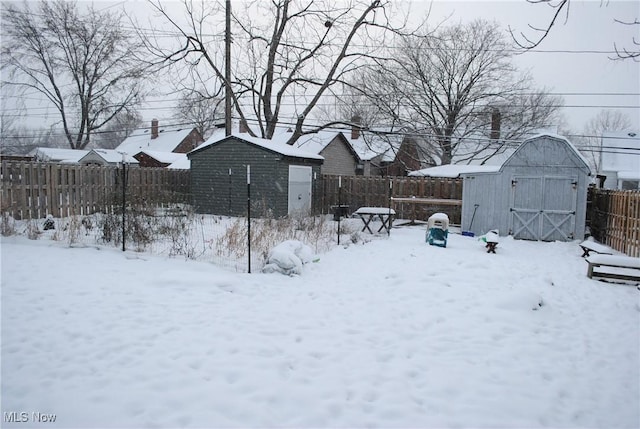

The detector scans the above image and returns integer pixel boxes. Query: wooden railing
[588,188,640,258]
[1,161,191,220]
[315,175,463,224]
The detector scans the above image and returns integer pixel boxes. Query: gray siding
[190,137,322,217]
[319,137,358,176]
[461,135,590,241]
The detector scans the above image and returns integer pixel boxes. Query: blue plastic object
[427,227,448,247]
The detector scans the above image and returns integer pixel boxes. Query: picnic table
[354,207,396,234]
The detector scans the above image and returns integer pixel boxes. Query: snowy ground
[1,224,639,428]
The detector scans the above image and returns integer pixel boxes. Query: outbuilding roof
[189,133,324,161]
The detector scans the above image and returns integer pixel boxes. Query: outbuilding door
[510,176,577,241]
[288,165,312,215]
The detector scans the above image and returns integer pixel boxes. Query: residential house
[78,149,138,166]
[28,147,89,164]
[134,150,187,168]
[598,131,640,190]
[115,119,204,162]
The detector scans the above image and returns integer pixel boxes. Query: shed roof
[501,133,591,174]
[189,134,324,161]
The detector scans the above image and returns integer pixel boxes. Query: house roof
[28,147,89,163]
[138,150,187,164]
[189,133,324,161]
[116,127,196,155]
[167,157,191,170]
[409,164,500,178]
[79,149,138,164]
[600,130,640,174]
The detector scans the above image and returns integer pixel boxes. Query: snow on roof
[291,131,340,155]
[347,132,399,162]
[28,147,89,163]
[138,150,187,164]
[617,170,640,181]
[116,127,195,155]
[409,164,500,178]
[80,149,138,164]
[600,131,639,174]
[167,157,191,170]
[192,133,324,161]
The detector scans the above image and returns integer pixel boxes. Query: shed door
[510,176,577,241]
[288,165,312,215]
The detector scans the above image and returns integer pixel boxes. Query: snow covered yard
[1,226,639,428]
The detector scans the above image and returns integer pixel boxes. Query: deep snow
[1,225,639,428]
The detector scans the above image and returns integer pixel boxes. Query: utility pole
[225,0,232,136]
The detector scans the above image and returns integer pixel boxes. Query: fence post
[247,164,251,274]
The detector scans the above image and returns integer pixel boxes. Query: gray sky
[3,0,639,134]
[414,0,640,131]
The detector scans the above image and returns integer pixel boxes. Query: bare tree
[578,109,633,172]
[92,110,144,149]
[1,0,147,149]
[174,90,224,139]
[361,20,562,165]
[140,0,409,145]
[510,0,639,61]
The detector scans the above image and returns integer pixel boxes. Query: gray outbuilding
[188,134,323,217]
[460,134,591,241]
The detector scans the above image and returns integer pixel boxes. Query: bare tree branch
[1,0,148,149]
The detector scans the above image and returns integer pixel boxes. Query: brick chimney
[351,115,362,140]
[151,118,159,139]
[490,108,501,140]
[239,119,249,133]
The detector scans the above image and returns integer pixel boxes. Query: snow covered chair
[426,213,449,248]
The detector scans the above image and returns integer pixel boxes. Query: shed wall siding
[190,138,321,217]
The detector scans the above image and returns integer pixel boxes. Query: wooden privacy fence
[1,161,191,220]
[588,188,640,258]
[315,175,463,224]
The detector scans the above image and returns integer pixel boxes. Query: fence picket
[1,161,191,220]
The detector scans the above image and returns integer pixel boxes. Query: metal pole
[225,0,232,136]
[388,178,392,236]
[247,164,251,273]
[337,175,341,245]
[121,159,126,252]
[228,168,232,215]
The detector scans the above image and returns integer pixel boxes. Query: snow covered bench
[579,240,613,258]
[586,254,640,284]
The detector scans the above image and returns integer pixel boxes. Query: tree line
[1,0,636,170]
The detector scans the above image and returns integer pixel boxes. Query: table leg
[377,215,391,233]
[360,215,374,233]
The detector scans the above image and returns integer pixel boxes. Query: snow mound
[262,240,314,276]
[495,289,544,311]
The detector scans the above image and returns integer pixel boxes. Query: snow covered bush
[262,240,315,275]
